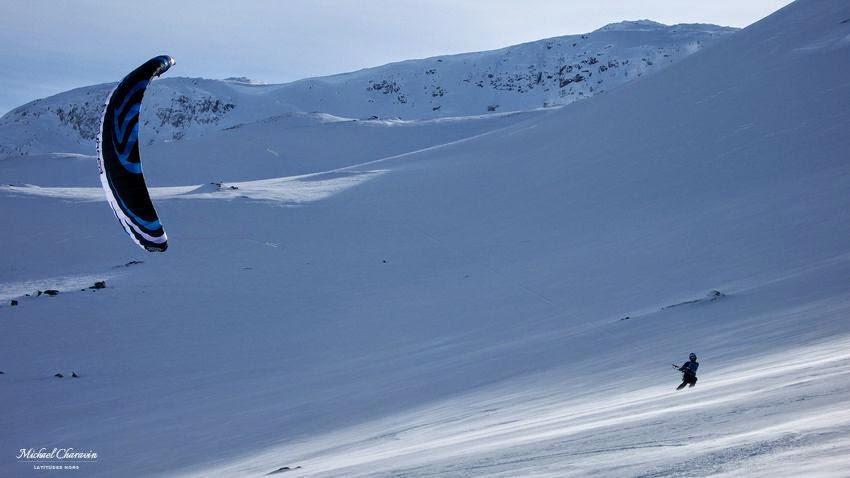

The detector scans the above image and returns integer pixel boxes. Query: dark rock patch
[116,260,144,268]
[268,466,301,475]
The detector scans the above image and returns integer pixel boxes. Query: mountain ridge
[0,20,735,157]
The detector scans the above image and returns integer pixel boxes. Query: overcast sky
[0,0,793,115]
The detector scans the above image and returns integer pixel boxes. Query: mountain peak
[596,19,667,32]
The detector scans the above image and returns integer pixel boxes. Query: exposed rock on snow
[663,290,726,309]
[115,260,144,268]
[266,466,302,475]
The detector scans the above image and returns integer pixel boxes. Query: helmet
[689,353,697,361]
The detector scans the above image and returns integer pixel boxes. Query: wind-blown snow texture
[0,20,734,157]
[3,1,850,477]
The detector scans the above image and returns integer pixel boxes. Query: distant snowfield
[0,114,511,205]
[3,1,850,477]
[0,170,385,205]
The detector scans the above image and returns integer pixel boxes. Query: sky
[0,0,794,115]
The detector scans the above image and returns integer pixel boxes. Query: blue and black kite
[97,55,174,252]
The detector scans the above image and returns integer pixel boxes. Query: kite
[97,55,174,252]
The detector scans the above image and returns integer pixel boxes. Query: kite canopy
[97,55,175,252]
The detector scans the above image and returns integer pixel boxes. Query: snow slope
[3,1,850,476]
[0,110,547,188]
[0,20,734,157]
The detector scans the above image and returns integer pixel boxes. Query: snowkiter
[676,353,699,390]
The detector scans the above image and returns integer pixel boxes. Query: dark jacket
[679,360,699,376]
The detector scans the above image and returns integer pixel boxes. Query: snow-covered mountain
[0,20,734,157]
[4,1,850,476]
